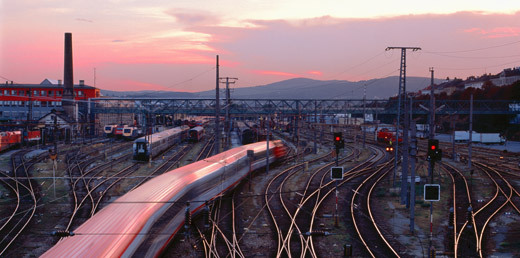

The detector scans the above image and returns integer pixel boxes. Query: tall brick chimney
[62,32,75,118]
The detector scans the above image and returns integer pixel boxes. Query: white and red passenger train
[42,140,286,257]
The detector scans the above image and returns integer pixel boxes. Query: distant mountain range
[100,76,443,99]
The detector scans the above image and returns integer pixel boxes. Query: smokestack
[63,32,74,117]
[79,80,84,86]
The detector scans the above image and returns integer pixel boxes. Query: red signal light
[335,136,340,141]
[431,145,436,150]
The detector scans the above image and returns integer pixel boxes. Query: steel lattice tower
[386,47,420,204]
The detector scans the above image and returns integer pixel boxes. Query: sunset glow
[1,1,520,92]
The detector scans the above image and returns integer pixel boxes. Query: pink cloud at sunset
[1,1,520,92]
[253,70,300,77]
[307,71,323,76]
[465,27,520,38]
[114,79,168,91]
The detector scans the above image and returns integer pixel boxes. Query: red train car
[25,130,41,142]
[113,124,126,138]
[377,128,402,144]
[0,130,41,152]
[188,126,204,142]
[0,131,21,152]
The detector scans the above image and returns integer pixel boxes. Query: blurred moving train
[42,140,287,257]
[133,125,189,161]
[0,130,41,152]
[188,126,204,142]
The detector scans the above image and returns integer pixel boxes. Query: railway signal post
[332,132,345,227]
[333,132,344,166]
[331,167,343,227]
[424,183,440,258]
[426,139,441,258]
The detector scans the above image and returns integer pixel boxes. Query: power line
[424,52,520,60]
[164,66,216,90]
[424,39,520,54]
[330,68,401,99]
[434,59,520,71]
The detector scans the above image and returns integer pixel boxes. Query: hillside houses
[464,67,520,89]
[420,67,520,95]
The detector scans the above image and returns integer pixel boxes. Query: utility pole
[266,111,271,174]
[428,67,435,258]
[219,77,238,150]
[314,100,318,154]
[53,113,58,155]
[410,120,417,234]
[451,112,456,161]
[468,93,473,172]
[429,68,435,139]
[363,84,366,148]
[386,46,421,204]
[25,88,33,147]
[214,55,220,155]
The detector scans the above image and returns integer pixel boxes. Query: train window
[78,90,83,96]
[34,90,38,96]
[11,90,16,95]
[4,90,8,95]
[41,90,46,96]
[48,90,53,96]
[19,90,24,96]
[57,91,62,96]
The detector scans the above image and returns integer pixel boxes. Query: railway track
[472,162,519,257]
[441,162,476,257]
[0,150,40,256]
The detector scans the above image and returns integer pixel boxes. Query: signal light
[427,139,442,162]
[333,132,344,150]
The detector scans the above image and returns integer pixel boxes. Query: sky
[1,0,520,94]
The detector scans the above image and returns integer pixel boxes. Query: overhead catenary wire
[423,39,520,54]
